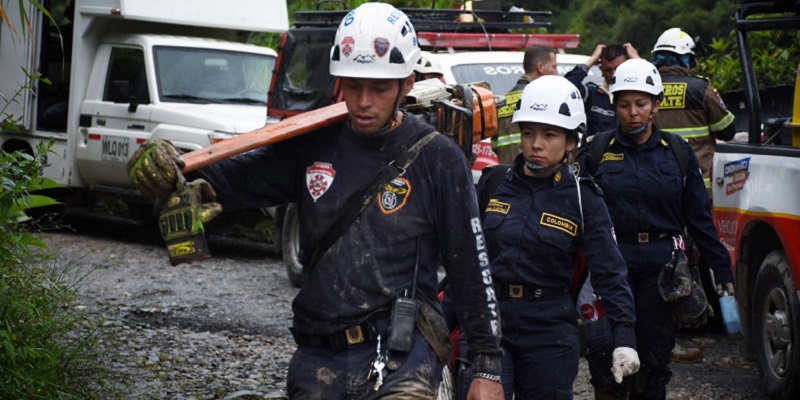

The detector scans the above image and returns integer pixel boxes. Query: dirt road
[44,215,768,399]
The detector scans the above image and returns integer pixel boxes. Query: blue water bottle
[720,291,743,339]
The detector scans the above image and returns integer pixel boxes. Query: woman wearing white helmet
[578,58,735,399]
[476,75,638,399]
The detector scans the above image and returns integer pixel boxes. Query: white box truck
[0,0,287,206]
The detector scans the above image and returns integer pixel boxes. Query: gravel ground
[42,215,770,399]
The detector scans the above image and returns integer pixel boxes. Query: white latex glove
[611,347,640,383]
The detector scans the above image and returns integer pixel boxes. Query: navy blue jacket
[576,127,735,284]
[564,65,616,141]
[195,114,502,360]
[479,158,635,349]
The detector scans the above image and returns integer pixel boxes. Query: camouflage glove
[673,280,714,329]
[159,178,222,266]
[127,139,185,199]
[657,247,692,303]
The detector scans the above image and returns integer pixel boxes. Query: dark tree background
[249,0,797,93]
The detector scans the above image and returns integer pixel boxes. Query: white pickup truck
[0,0,287,206]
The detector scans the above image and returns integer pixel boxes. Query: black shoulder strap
[584,129,689,179]
[584,129,616,175]
[661,130,689,178]
[477,163,511,220]
[306,131,440,275]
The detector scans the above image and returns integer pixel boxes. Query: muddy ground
[43,213,769,399]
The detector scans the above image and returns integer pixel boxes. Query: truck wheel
[752,250,800,399]
[282,203,305,288]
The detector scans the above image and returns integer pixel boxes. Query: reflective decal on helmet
[342,36,354,58]
[353,54,376,64]
[374,38,390,57]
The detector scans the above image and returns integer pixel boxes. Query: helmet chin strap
[524,153,569,176]
[376,79,405,136]
[622,119,651,136]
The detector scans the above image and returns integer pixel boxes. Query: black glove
[127,139,185,199]
[159,179,222,266]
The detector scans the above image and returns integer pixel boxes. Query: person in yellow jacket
[651,28,736,197]
[493,45,559,164]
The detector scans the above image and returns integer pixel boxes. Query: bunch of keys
[368,335,387,391]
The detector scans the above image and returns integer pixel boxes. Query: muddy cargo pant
[287,317,443,400]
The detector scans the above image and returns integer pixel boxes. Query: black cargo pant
[586,241,675,400]
[287,318,442,400]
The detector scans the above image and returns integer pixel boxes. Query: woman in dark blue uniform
[578,59,735,400]
[478,75,639,400]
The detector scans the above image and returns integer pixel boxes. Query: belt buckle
[509,284,524,299]
[345,325,364,345]
[638,232,649,243]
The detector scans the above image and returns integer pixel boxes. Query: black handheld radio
[386,237,421,353]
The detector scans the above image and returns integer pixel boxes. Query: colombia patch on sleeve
[486,198,511,215]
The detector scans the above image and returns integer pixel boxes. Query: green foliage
[0,144,105,399]
[0,26,108,397]
[697,29,800,93]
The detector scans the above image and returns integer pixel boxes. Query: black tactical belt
[495,282,570,300]
[616,231,677,244]
[291,310,391,351]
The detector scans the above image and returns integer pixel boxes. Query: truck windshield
[154,46,275,105]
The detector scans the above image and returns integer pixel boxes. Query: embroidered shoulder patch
[600,152,624,163]
[486,199,511,215]
[540,212,578,236]
[378,177,411,214]
[306,162,336,202]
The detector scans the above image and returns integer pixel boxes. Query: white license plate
[101,135,131,163]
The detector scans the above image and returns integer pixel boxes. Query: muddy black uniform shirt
[481,159,635,348]
[196,114,501,358]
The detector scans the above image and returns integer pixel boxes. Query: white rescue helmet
[330,3,421,79]
[652,28,695,55]
[415,54,444,76]
[609,59,664,97]
[512,75,586,138]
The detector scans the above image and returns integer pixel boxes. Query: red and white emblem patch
[342,36,355,58]
[306,162,336,202]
